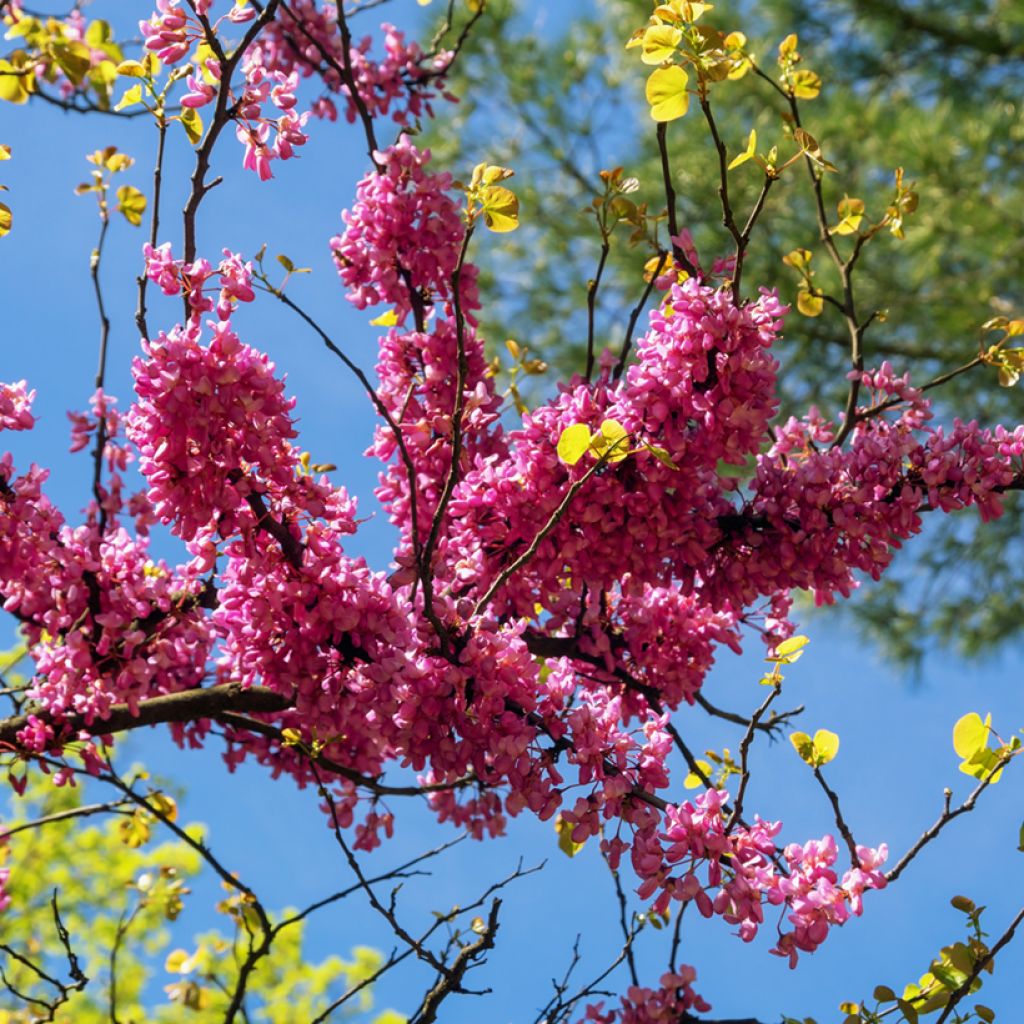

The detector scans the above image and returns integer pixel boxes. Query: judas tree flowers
[1,1,1022,1021]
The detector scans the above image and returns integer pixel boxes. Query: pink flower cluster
[627,790,887,967]
[140,1,253,66]
[126,318,297,542]
[143,243,255,322]
[583,967,710,1023]
[0,381,35,432]
[331,138,479,324]
[251,4,455,127]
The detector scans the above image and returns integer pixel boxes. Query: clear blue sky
[2,2,1023,1021]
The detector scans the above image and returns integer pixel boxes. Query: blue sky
[2,2,1023,1021]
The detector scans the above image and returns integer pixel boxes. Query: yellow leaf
[0,60,33,104]
[645,64,689,122]
[834,195,865,235]
[115,184,147,227]
[593,418,630,462]
[797,289,823,317]
[727,129,756,171]
[165,948,192,974]
[179,106,203,145]
[557,423,592,466]
[683,758,713,788]
[370,309,399,327]
[116,59,146,77]
[813,729,839,765]
[481,184,519,232]
[114,83,142,111]
[770,634,809,664]
[778,33,799,59]
[0,145,10,160]
[555,814,585,857]
[790,69,821,99]
[952,712,990,760]
[641,24,683,65]
[782,247,813,272]
[149,791,178,822]
[119,810,152,848]
[0,202,10,238]
[790,731,814,765]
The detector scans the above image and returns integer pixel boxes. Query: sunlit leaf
[813,729,839,765]
[645,64,689,122]
[952,712,990,760]
[727,129,757,171]
[797,289,824,317]
[115,184,147,226]
[790,69,822,99]
[481,184,519,232]
[557,423,592,465]
[641,24,683,65]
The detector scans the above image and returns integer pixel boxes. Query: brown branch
[0,684,290,746]
[585,237,611,381]
[886,747,1018,883]
[420,227,475,648]
[655,122,698,278]
[89,215,111,534]
[135,119,167,342]
[725,681,782,832]
[615,251,666,381]
[183,0,282,263]
[812,765,859,868]
[0,799,132,840]
[215,710,474,798]
[412,897,501,1024]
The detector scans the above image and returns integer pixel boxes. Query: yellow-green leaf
[165,948,192,974]
[370,309,400,327]
[557,423,592,466]
[797,289,824,317]
[555,814,585,857]
[114,82,142,111]
[770,634,809,664]
[641,24,683,65]
[790,69,822,99]
[0,60,33,104]
[116,59,146,77]
[813,729,839,765]
[480,184,519,232]
[179,106,203,145]
[952,712,990,760]
[834,195,865,235]
[115,184,147,226]
[149,791,178,822]
[683,758,713,789]
[782,247,813,272]
[790,731,814,765]
[119,809,152,848]
[727,129,757,171]
[592,418,630,462]
[51,40,92,85]
[645,64,689,122]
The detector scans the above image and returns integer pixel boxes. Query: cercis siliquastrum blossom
[4,10,1024,1020]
